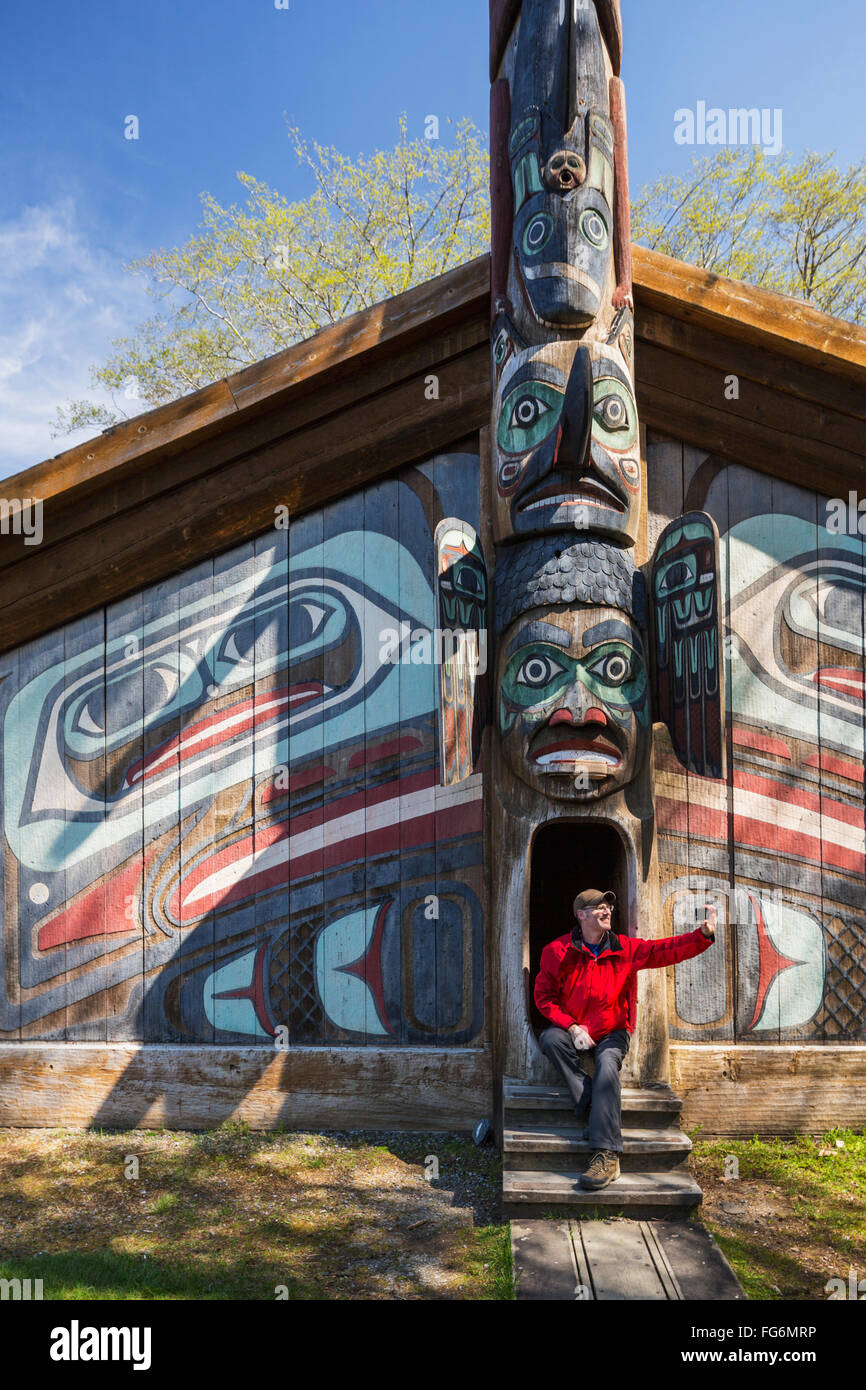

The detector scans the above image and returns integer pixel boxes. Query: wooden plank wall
[0,259,490,657]
[650,432,866,1047]
[0,452,488,1102]
[0,1045,492,1131]
[670,1045,866,1137]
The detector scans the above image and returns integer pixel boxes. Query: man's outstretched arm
[629,905,718,970]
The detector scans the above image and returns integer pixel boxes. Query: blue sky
[1,0,863,479]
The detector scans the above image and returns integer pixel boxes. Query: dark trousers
[538,1026,630,1153]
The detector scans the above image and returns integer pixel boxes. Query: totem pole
[488,0,726,1087]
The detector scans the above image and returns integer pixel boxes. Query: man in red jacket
[534,888,716,1191]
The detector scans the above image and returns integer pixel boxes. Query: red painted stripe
[37,860,144,950]
[657,798,690,833]
[803,752,865,783]
[126,683,322,787]
[347,737,422,770]
[173,781,481,921]
[732,729,792,760]
[658,761,863,829]
[657,798,864,875]
[261,764,337,802]
[733,770,865,829]
[812,667,866,697]
[289,801,482,886]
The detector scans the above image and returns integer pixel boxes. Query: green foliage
[53,130,862,439]
[632,147,866,323]
[51,116,490,434]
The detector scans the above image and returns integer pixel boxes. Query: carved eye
[221,609,290,670]
[498,381,563,455]
[580,210,609,249]
[595,394,628,432]
[453,560,485,600]
[509,115,536,156]
[522,213,553,255]
[592,378,637,449]
[588,652,632,687]
[288,599,330,649]
[656,560,695,596]
[283,588,354,670]
[63,652,200,760]
[786,570,866,654]
[517,654,565,688]
[511,395,550,430]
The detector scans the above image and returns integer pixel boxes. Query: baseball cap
[573,889,616,913]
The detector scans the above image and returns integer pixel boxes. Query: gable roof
[1,247,864,656]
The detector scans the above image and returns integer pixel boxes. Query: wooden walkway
[511,1218,745,1301]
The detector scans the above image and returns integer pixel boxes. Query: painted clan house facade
[0,0,864,1144]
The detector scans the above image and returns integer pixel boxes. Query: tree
[631,148,866,324]
[52,115,491,435]
[55,134,863,437]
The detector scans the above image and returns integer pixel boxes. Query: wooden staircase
[501,1078,703,1219]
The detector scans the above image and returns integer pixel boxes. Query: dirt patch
[0,1127,511,1301]
[691,1134,866,1301]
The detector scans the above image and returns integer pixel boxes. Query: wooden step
[504,1079,683,1132]
[512,1219,684,1301]
[510,1219,745,1301]
[504,1124,692,1172]
[502,1168,702,1221]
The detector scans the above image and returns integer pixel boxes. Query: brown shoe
[580,1150,620,1190]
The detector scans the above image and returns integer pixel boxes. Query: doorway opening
[526,822,629,1038]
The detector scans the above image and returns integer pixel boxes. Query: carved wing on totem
[435,520,488,786]
[651,511,726,780]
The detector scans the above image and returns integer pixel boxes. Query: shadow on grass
[0,1251,319,1301]
[704,1228,819,1301]
[0,1124,514,1298]
[321,1130,503,1227]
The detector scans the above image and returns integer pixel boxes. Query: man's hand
[700,904,718,941]
[568,1023,595,1051]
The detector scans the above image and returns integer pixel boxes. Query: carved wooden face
[497,604,650,801]
[507,2,616,328]
[491,322,641,546]
[512,166,614,329]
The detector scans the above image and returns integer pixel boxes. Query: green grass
[691,1129,866,1301]
[467,1224,515,1300]
[0,1250,314,1301]
[0,1127,509,1301]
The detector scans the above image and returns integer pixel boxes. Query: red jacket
[534,926,713,1039]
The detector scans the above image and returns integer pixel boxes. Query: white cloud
[0,201,150,481]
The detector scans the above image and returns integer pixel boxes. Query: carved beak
[553,347,593,472]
